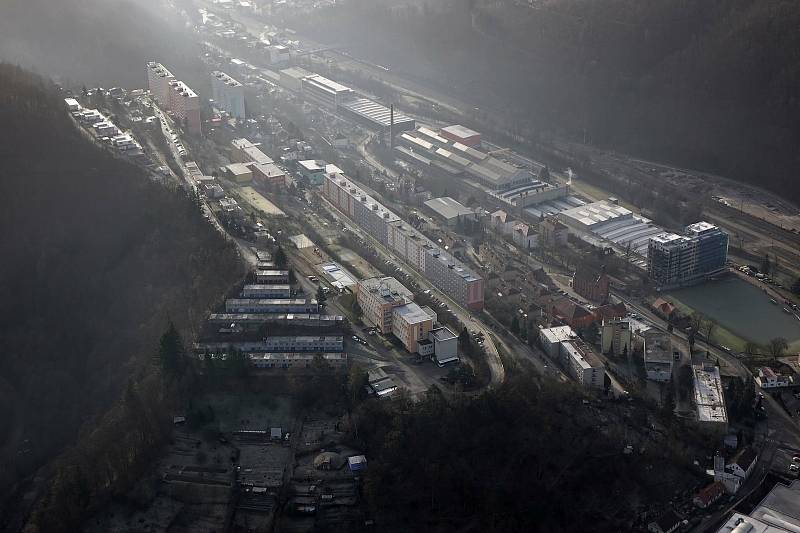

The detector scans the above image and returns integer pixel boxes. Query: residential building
[423,197,477,227]
[600,319,633,356]
[197,335,343,353]
[231,138,273,165]
[241,284,292,298]
[428,327,458,365]
[693,481,725,509]
[642,330,673,381]
[539,216,569,247]
[572,265,610,303]
[225,163,253,183]
[254,270,290,284]
[647,511,683,533]
[64,98,81,112]
[755,367,794,388]
[323,173,484,310]
[211,71,245,119]
[561,339,605,389]
[648,222,729,289]
[146,61,175,106]
[167,79,201,134]
[511,222,537,249]
[724,447,758,487]
[356,277,412,334]
[392,302,434,354]
[551,298,595,329]
[249,352,347,371]
[539,326,605,389]
[251,162,286,188]
[693,364,728,432]
[225,298,318,314]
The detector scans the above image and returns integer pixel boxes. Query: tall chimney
[390,104,394,148]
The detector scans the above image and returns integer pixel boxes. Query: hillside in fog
[0,0,207,92]
[292,0,800,201]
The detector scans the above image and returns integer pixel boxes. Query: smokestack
[390,104,394,148]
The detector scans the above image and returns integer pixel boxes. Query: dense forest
[352,378,709,532]
[292,0,800,202]
[0,63,243,521]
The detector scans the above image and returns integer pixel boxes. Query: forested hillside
[0,64,243,512]
[292,0,800,201]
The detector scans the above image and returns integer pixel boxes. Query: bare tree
[768,337,789,361]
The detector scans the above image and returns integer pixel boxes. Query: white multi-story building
[323,172,484,310]
[240,284,292,299]
[561,339,605,389]
[146,61,175,106]
[300,74,354,109]
[211,71,245,119]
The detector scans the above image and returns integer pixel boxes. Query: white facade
[211,71,245,119]
[539,326,576,359]
[755,367,793,388]
[147,61,175,106]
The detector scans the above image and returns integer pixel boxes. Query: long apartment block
[323,173,484,310]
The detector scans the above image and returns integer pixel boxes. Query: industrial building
[211,71,245,119]
[396,127,530,190]
[648,222,729,289]
[225,298,317,314]
[558,199,667,267]
[323,172,484,310]
[440,124,481,147]
[692,364,728,431]
[714,480,800,532]
[339,98,415,133]
[278,66,313,92]
[423,197,477,226]
[491,180,569,208]
[301,74,354,109]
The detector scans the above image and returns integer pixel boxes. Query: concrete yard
[238,186,286,217]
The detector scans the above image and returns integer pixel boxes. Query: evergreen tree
[510,316,520,334]
[156,322,184,378]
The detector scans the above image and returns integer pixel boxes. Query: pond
[667,277,800,348]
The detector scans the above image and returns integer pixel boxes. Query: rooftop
[303,74,353,94]
[560,200,633,228]
[340,97,415,127]
[394,302,433,325]
[212,70,243,87]
[693,364,728,424]
[562,339,604,370]
[430,326,457,342]
[540,325,577,345]
[441,124,480,139]
[424,196,475,220]
[359,277,412,304]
